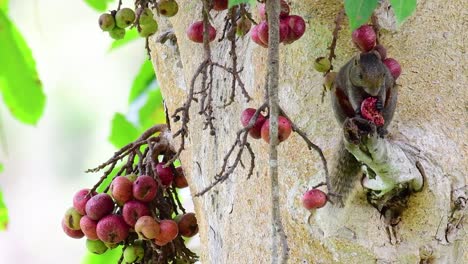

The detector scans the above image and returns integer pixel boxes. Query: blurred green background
[0,0,197,263]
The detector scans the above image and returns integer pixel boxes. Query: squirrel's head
[349,51,387,96]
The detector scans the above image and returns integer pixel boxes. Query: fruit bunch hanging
[61,125,198,263]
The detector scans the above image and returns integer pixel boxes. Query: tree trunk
[149,0,467,263]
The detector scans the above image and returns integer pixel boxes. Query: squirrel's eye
[358,73,363,79]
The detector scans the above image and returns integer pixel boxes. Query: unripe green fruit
[137,7,155,25]
[115,8,136,28]
[314,57,331,73]
[99,13,116,31]
[139,20,158,38]
[110,27,126,40]
[123,244,145,263]
[125,173,138,182]
[64,207,83,231]
[158,0,179,17]
[105,242,118,249]
[323,72,337,91]
[86,239,108,255]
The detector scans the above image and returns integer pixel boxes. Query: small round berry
[110,176,133,205]
[85,193,115,221]
[96,215,129,244]
[158,0,179,17]
[123,243,145,263]
[250,24,267,48]
[64,207,83,231]
[98,13,116,31]
[186,21,217,43]
[133,175,158,202]
[155,219,178,242]
[282,15,306,44]
[73,188,96,215]
[62,218,84,239]
[80,215,99,240]
[174,167,189,189]
[137,7,155,25]
[175,213,198,238]
[139,20,159,37]
[260,116,293,143]
[212,0,228,11]
[155,163,175,186]
[109,27,126,40]
[383,58,402,79]
[240,108,267,139]
[135,216,160,240]
[115,8,136,28]
[314,57,331,73]
[122,200,150,227]
[352,25,376,52]
[86,239,108,255]
[302,189,327,210]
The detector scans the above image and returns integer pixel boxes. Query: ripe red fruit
[96,215,129,244]
[302,189,327,210]
[240,108,267,139]
[260,116,293,143]
[133,175,158,202]
[135,216,161,240]
[174,167,189,188]
[122,200,150,227]
[85,193,115,221]
[383,58,402,79]
[80,215,99,240]
[373,44,387,60]
[212,0,228,11]
[62,218,84,239]
[73,189,96,215]
[251,24,267,48]
[110,176,133,204]
[186,21,216,43]
[361,97,385,126]
[257,21,289,45]
[175,213,198,238]
[282,15,306,44]
[156,220,179,242]
[155,163,175,186]
[352,25,377,52]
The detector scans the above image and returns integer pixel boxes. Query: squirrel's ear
[371,50,381,60]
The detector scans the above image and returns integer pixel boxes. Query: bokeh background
[0,0,197,263]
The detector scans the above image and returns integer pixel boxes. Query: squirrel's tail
[329,139,362,206]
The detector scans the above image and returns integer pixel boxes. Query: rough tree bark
[149,0,467,263]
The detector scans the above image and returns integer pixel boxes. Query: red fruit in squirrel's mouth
[352,25,376,52]
[240,108,266,139]
[382,58,402,80]
[361,97,385,126]
[187,21,216,43]
[302,189,327,210]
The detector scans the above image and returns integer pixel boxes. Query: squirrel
[329,50,398,206]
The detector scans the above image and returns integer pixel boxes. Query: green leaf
[109,28,140,51]
[138,88,165,130]
[0,11,46,125]
[108,113,140,149]
[0,0,8,12]
[389,0,417,24]
[0,163,3,173]
[344,0,379,30]
[0,188,8,231]
[228,0,256,8]
[82,246,122,264]
[128,60,156,104]
[83,0,113,12]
